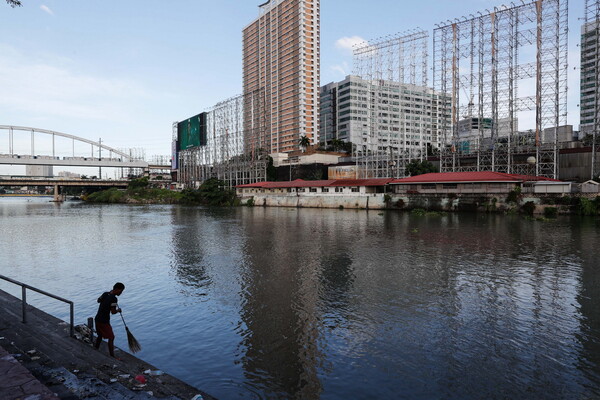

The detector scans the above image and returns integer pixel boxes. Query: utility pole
[98,138,102,179]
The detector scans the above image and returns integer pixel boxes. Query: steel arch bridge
[0,125,148,168]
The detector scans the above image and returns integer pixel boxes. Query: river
[0,197,599,399]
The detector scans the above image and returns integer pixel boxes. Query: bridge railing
[0,274,74,337]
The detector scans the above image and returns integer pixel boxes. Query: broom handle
[118,309,127,328]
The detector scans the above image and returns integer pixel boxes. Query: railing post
[69,303,74,338]
[21,286,27,323]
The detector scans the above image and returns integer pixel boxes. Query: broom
[119,310,142,353]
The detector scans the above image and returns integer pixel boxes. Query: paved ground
[0,345,59,400]
[0,289,214,400]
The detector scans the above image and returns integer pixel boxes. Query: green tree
[405,160,438,177]
[299,136,310,152]
[6,0,22,7]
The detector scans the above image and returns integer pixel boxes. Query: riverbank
[0,289,214,400]
[239,192,600,216]
[85,177,237,206]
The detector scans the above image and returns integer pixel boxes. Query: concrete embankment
[0,289,214,400]
[241,193,597,214]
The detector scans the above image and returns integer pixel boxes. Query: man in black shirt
[94,282,124,358]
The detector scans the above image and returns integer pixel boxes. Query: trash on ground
[110,378,118,383]
[134,375,147,384]
[144,369,164,376]
[30,356,40,361]
[191,395,204,400]
[118,374,131,379]
[27,349,37,355]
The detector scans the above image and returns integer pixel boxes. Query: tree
[6,0,22,7]
[299,135,310,152]
[405,160,438,177]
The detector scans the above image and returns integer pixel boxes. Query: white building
[26,165,53,177]
[581,20,599,135]
[319,75,450,156]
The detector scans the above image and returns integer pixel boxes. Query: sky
[0,0,586,175]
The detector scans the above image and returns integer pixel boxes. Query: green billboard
[178,112,207,150]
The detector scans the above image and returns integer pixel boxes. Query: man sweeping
[94,282,125,359]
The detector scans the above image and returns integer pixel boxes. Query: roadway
[0,178,129,187]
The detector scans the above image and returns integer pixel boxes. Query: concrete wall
[240,194,387,209]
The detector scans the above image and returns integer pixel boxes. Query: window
[351,187,360,193]
[335,187,343,193]
[322,188,329,193]
[442,183,457,189]
[421,183,436,190]
[287,188,293,193]
[309,188,317,193]
[298,188,306,192]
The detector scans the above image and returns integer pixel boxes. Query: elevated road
[0,178,129,188]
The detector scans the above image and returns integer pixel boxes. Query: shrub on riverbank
[86,177,238,206]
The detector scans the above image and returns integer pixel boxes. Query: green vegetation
[506,186,522,203]
[87,188,126,203]
[86,177,237,206]
[579,197,600,216]
[521,201,536,216]
[405,160,438,177]
[543,207,558,218]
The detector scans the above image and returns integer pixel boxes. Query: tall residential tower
[243,0,320,154]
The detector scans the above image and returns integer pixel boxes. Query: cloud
[335,36,368,53]
[40,5,54,16]
[330,61,350,77]
[0,44,149,122]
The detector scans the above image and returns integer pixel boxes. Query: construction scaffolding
[585,0,600,179]
[433,0,568,179]
[178,94,267,188]
[353,30,432,178]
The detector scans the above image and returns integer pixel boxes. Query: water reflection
[4,199,599,399]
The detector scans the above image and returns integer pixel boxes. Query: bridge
[0,177,130,202]
[0,125,164,169]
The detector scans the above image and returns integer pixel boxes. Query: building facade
[319,75,450,157]
[581,20,600,135]
[243,0,320,154]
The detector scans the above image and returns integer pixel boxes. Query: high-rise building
[581,20,599,135]
[320,75,450,157]
[26,165,53,177]
[243,0,320,154]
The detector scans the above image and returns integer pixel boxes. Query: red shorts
[95,322,115,340]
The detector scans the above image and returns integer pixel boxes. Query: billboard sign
[178,112,207,150]
[328,165,358,179]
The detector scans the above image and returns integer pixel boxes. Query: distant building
[57,171,80,178]
[26,165,53,177]
[581,20,599,135]
[319,75,450,156]
[243,0,320,154]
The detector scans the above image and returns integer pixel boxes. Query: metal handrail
[0,274,74,337]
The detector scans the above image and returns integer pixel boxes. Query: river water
[0,197,599,399]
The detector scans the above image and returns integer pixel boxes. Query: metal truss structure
[353,30,431,178]
[585,0,600,179]
[178,94,267,188]
[433,0,568,179]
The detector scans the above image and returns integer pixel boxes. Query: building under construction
[176,95,267,188]
[352,30,442,178]
[433,0,569,179]
[583,0,600,179]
